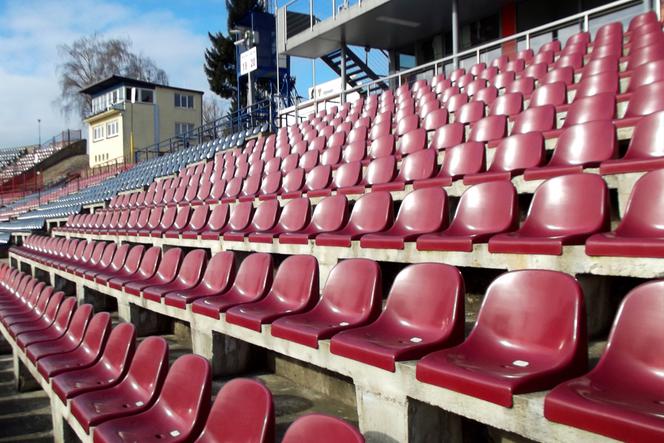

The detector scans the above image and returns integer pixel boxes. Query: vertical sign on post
[240,46,258,106]
[240,47,258,76]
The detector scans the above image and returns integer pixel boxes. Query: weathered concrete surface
[0,347,53,443]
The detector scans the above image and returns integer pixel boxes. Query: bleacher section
[0,265,362,442]
[0,134,80,184]
[3,9,664,443]
[0,147,28,172]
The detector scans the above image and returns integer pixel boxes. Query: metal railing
[133,98,275,163]
[280,0,364,40]
[277,0,651,123]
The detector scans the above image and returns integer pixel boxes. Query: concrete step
[0,351,53,441]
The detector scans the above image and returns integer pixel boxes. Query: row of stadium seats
[0,263,364,442]
[90,116,662,211]
[55,169,664,257]
[9,240,664,441]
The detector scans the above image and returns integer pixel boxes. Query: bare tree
[56,34,169,120]
[202,96,226,139]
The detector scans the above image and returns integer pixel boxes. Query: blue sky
[0,0,336,147]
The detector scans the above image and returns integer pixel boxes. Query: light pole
[37,119,41,147]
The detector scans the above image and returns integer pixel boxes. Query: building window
[93,125,104,141]
[175,122,195,136]
[174,93,194,108]
[140,89,154,103]
[106,120,119,138]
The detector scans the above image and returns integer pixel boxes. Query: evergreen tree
[204,0,265,111]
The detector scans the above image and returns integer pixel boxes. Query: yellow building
[80,75,203,167]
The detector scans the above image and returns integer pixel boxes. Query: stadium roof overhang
[281,0,511,58]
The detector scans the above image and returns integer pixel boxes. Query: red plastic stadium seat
[282,414,364,443]
[417,270,587,407]
[52,323,136,400]
[337,156,396,194]
[558,92,615,129]
[625,59,664,94]
[619,81,664,126]
[330,263,464,371]
[473,86,498,105]
[93,354,211,443]
[429,123,465,150]
[524,121,617,180]
[194,379,274,443]
[586,169,664,257]
[315,192,393,247]
[191,253,273,319]
[510,105,556,134]
[271,259,381,348]
[36,311,111,379]
[98,244,143,287]
[71,336,169,432]
[81,243,118,280]
[529,82,567,107]
[489,93,523,117]
[279,195,349,245]
[489,174,610,255]
[465,133,545,184]
[1,283,48,327]
[456,101,485,124]
[71,242,106,277]
[417,181,518,252]
[581,56,618,77]
[601,111,664,174]
[224,199,279,241]
[25,304,93,362]
[625,41,664,71]
[573,71,619,99]
[544,280,664,441]
[164,251,235,309]
[372,149,437,192]
[367,134,396,160]
[143,249,207,302]
[506,77,535,97]
[137,206,164,236]
[124,248,182,296]
[360,188,448,249]
[413,142,485,188]
[468,115,507,142]
[13,294,71,347]
[398,128,426,155]
[542,66,574,85]
[179,204,211,239]
[226,255,319,331]
[297,164,332,196]
[423,109,448,131]
[199,204,231,240]
[248,197,310,243]
[524,62,549,80]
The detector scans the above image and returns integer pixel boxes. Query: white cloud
[0,0,215,147]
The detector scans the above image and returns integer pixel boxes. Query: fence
[133,98,275,163]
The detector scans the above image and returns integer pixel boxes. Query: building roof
[282,0,512,58]
[79,75,204,96]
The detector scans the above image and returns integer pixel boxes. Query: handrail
[278,0,645,119]
[133,97,275,163]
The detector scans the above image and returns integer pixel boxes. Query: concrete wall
[154,88,203,143]
[87,111,125,167]
[122,102,155,162]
